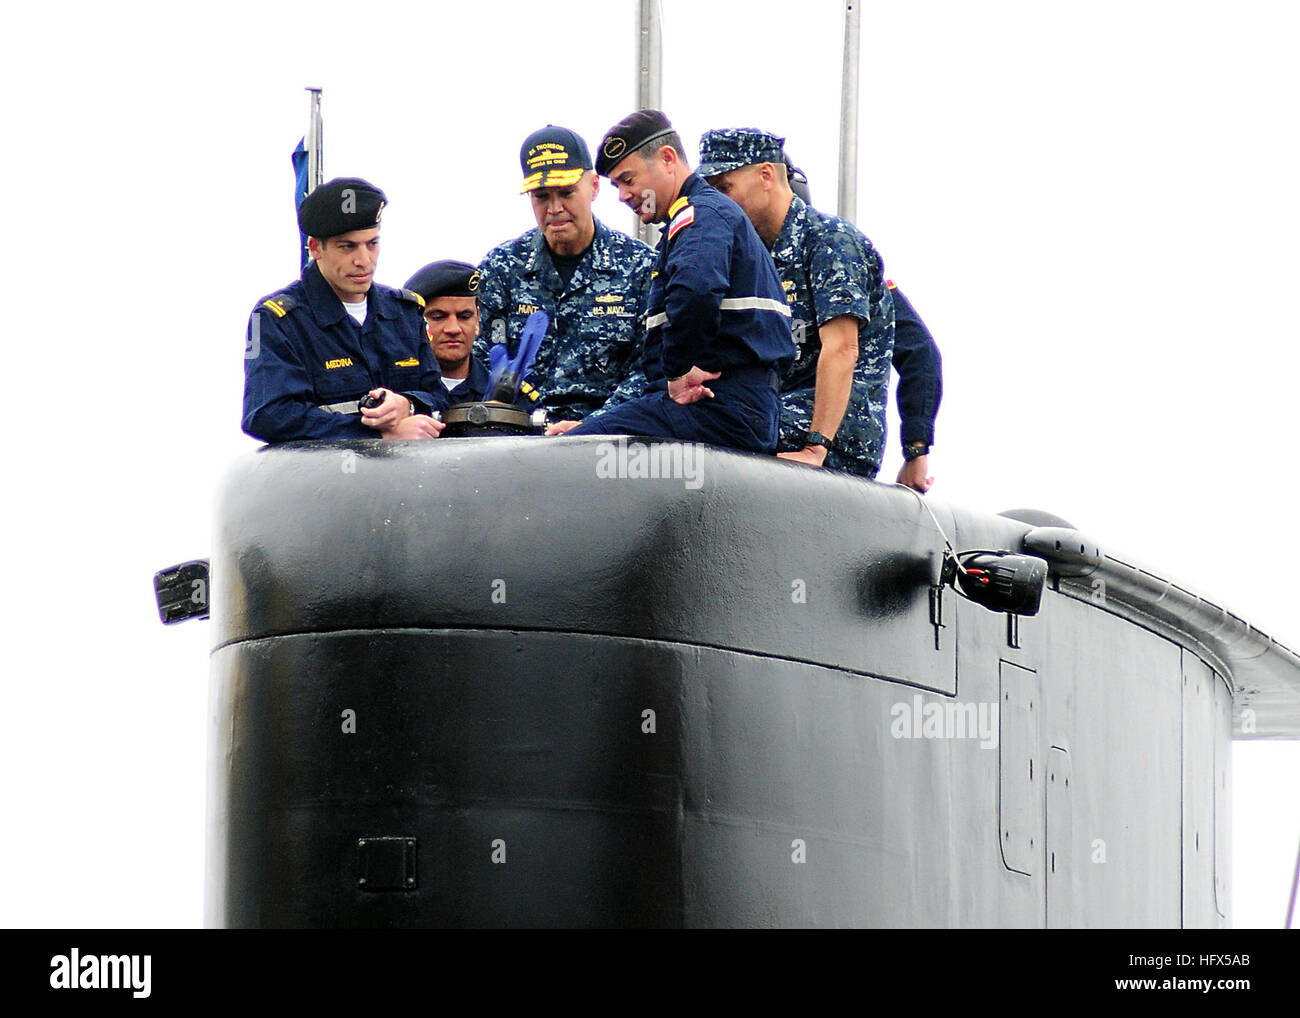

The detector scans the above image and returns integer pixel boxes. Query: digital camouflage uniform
[474,218,655,422]
[771,194,894,477]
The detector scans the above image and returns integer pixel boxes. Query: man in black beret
[400,259,532,410]
[567,111,795,453]
[243,177,447,443]
[404,260,482,398]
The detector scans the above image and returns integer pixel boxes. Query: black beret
[403,260,480,302]
[595,109,677,176]
[298,177,386,240]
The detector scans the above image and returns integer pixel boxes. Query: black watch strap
[806,430,835,450]
[903,442,930,462]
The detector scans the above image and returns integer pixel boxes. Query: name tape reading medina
[50,949,151,998]
[594,437,705,490]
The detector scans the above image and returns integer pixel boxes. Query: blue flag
[292,138,309,270]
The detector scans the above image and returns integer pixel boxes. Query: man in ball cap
[475,125,655,427]
[242,177,446,444]
[698,128,942,489]
[403,259,539,409]
[566,110,795,453]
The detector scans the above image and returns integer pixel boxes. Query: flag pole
[295,88,324,269]
[306,87,323,195]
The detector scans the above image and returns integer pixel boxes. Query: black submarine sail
[200,436,1300,927]
[154,1,1300,928]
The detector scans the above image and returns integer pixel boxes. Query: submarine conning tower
[207,436,1300,927]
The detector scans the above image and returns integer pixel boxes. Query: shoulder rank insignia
[667,203,695,241]
[399,288,426,309]
[260,294,297,318]
[668,196,690,219]
[394,357,420,367]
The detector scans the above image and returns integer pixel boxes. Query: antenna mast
[636,0,663,246]
[837,1,860,223]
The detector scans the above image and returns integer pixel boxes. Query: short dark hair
[634,131,687,166]
[315,232,379,248]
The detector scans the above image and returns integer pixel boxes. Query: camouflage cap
[697,128,786,179]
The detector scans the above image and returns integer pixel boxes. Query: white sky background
[1,0,1297,930]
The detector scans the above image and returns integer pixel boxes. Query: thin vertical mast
[1287,829,1299,928]
[636,0,663,246]
[837,1,860,223]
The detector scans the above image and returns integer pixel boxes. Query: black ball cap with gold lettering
[595,109,676,177]
[298,177,387,240]
[404,260,480,302]
[519,126,592,193]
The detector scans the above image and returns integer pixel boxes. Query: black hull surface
[207,437,1298,927]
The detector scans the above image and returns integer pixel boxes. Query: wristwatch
[903,442,930,462]
[805,430,835,450]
